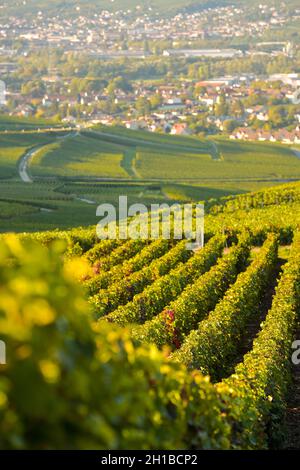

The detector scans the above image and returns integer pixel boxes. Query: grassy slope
[0,132,57,179]
[1,124,300,232]
[30,135,127,178]
[0,115,62,131]
[84,127,300,181]
[29,127,213,179]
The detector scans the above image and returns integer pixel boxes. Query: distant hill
[2,0,298,19]
[0,0,264,18]
[1,1,220,16]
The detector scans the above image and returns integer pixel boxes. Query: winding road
[19,145,47,183]
[18,131,79,183]
[292,148,300,159]
[17,130,97,206]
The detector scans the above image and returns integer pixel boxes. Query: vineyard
[1,124,300,233]
[0,181,300,449]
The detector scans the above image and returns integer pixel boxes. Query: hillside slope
[0,181,299,449]
[3,0,296,18]
[1,124,300,232]
[1,0,218,17]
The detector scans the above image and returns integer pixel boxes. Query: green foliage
[15,225,98,256]
[104,234,225,325]
[217,231,300,448]
[83,239,123,265]
[208,182,300,215]
[0,115,62,131]
[85,238,191,295]
[1,126,300,233]
[172,234,279,381]
[204,183,300,244]
[132,235,251,349]
[89,239,174,316]
[0,132,54,179]
[0,200,39,219]
[30,134,127,178]
[0,234,231,450]
[85,239,148,273]
[0,182,299,450]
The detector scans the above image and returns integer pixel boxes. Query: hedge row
[86,239,148,274]
[209,184,300,215]
[104,234,226,326]
[17,226,99,257]
[172,234,279,382]
[131,235,251,349]
[216,230,300,449]
[83,239,124,265]
[86,238,175,295]
[205,202,297,247]
[89,239,193,318]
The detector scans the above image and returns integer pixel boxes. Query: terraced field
[0,181,299,450]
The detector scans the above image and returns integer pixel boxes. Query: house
[166,97,182,105]
[0,80,6,106]
[230,128,260,141]
[230,127,300,144]
[42,95,51,107]
[125,120,147,130]
[15,104,34,117]
[196,76,238,88]
[199,95,217,107]
[257,111,269,122]
[258,131,272,141]
[170,123,191,135]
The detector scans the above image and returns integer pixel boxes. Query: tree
[107,77,133,96]
[21,80,46,98]
[149,94,162,110]
[268,106,286,128]
[136,97,151,116]
[223,119,239,134]
[143,40,150,54]
[245,93,266,107]
[231,100,244,118]
[214,95,229,117]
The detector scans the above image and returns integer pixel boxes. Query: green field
[0,122,299,232]
[0,115,64,131]
[0,132,57,179]
[30,126,300,182]
[30,134,127,178]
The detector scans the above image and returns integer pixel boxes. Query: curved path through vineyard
[292,148,300,159]
[19,145,43,183]
[18,131,78,183]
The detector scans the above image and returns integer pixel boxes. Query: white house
[0,80,6,106]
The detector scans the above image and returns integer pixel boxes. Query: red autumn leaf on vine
[93,262,101,275]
